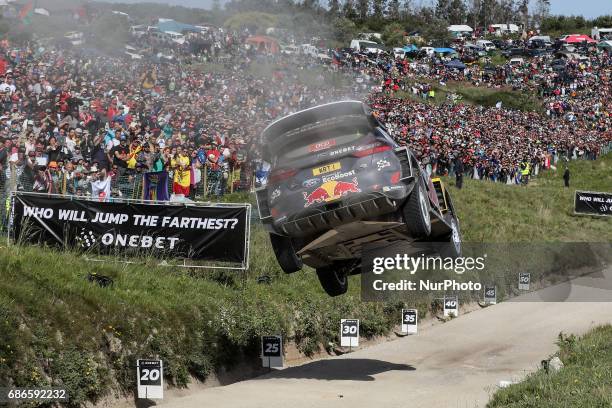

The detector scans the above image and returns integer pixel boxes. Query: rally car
[256,101,461,296]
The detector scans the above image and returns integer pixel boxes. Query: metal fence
[0,163,256,231]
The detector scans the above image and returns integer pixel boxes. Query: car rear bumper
[265,186,413,237]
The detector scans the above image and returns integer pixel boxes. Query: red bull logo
[303,178,360,207]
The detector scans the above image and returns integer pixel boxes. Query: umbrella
[564,34,597,44]
[444,59,466,70]
[433,47,456,54]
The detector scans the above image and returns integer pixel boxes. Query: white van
[393,48,406,58]
[350,39,378,52]
[476,40,495,51]
[300,44,318,57]
[164,31,186,45]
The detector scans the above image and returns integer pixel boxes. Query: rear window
[272,128,373,167]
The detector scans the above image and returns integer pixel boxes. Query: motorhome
[591,27,612,41]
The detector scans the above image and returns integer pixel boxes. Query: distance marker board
[137,359,163,399]
[401,309,418,334]
[443,296,458,317]
[340,319,359,347]
[261,335,283,368]
[519,273,530,291]
[484,286,497,304]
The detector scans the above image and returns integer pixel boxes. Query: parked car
[281,44,299,55]
[502,47,525,58]
[256,101,462,296]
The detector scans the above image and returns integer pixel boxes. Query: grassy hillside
[0,155,610,406]
[451,152,612,242]
[488,325,612,408]
[0,232,404,406]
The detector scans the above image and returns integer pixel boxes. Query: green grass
[0,229,404,406]
[488,325,612,408]
[450,153,612,242]
[395,81,543,112]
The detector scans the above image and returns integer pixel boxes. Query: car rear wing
[260,101,378,161]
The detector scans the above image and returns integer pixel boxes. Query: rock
[105,332,122,355]
[548,356,564,372]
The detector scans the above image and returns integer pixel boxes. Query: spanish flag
[19,1,35,26]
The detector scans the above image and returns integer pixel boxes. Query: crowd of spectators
[335,46,611,182]
[0,27,610,205]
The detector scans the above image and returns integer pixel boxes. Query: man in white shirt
[91,168,112,201]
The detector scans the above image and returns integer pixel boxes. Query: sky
[100,0,612,19]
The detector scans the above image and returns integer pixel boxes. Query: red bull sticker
[302,178,361,207]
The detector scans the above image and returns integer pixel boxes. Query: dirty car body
[256,101,461,296]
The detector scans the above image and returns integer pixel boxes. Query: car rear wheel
[439,215,462,258]
[316,266,348,297]
[403,179,432,237]
[269,233,303,274]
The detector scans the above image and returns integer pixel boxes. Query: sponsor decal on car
[302,178,320,188]
[308,139,336,153]
[322,170,356,183]
[329,146,356,156]
[313,162,341,176]
[270,188,281,203]
[376,159,391,171]
[303,178,361,207]
[382,185,403,192]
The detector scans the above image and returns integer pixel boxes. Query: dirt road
[159,270,612,408]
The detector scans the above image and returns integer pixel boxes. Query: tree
[329,0,341,16]
[435,0,451,21]
[533,0,550,28]
[448,0,466,24]
[357,0,370,20]
[388,0,400,20]
[517,0,528,30]
[333,17,358,43]
[496,0,515,24]
[302,0,319,11]
[372,0,386,18]
[343,0,358,19]
[382,21,405,45]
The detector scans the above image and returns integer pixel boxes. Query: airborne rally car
[256,101,461,296]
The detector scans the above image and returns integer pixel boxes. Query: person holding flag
[170,146,191,197]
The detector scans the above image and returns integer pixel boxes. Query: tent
[246,35,280,54]
[156,19,200,34]
[433,47,456,54]
[444,59,466,70]
[403,44,418,52]
[564,34,596,44]
[448,25,473,33]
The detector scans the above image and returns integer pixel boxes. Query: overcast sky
[100,0,612,19]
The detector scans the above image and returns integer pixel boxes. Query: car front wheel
[269,233,303,274]
[316,266,348,297]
